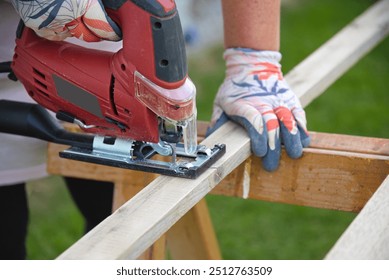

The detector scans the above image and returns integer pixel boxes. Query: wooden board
[112,175,220,260]
[212,131,389,213]
[48,132,389,212]
[308,132,389,156]
[213,147,389,212]
[325,176,389,259]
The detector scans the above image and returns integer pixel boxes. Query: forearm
[221,0,280,51]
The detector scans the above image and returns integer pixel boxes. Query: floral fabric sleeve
[11,0,121,41]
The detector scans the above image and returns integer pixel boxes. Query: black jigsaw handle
[0,99,93,149]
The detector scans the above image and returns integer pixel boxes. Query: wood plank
[308,132,389,156]
[325,176,389,259]
[113,179,220,259]
[48,133,389,212]
[286,0,389,107]
[56,2,389,259]
[113,178,168,260]
[212,147,389,212]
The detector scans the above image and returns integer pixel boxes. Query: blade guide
[59,144,226,179]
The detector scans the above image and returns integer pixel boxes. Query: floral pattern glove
[208,48,310,171]
[11,0,121,41]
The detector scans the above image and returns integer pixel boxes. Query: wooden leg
[166,198,222,259]
[112,180,144,211]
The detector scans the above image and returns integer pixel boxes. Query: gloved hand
[11,0,121,41]
[208,48,310,171]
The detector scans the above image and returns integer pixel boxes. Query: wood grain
[325,176,389,259]
[213,148,389,212]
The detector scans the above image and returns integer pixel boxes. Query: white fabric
[0,1,49,186]
[10,0,121,41]
[0,1,123,186]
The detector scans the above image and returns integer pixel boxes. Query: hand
[208,48,310,171]
[11,0,121,41]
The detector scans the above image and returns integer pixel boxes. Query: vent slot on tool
[32,68,50,98]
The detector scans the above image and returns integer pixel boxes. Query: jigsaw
[1,0,225,179]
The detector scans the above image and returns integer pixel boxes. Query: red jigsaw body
[12,0,193,144]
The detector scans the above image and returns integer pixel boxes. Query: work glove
[208,48,310,171]
[11,0,121,41]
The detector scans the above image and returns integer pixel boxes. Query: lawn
[26,0,388,259]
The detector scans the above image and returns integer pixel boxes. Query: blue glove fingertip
[298,126,311,148]
[280,122,303,159]
[262,136,281,171]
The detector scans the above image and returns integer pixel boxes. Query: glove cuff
[223,48,282,77]
[224,48,282,66]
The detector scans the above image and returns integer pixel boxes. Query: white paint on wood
[242,158,251,199]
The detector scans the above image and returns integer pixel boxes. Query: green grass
[26,0,388,259]
[26,177,84,259]
[206,197,356,260]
